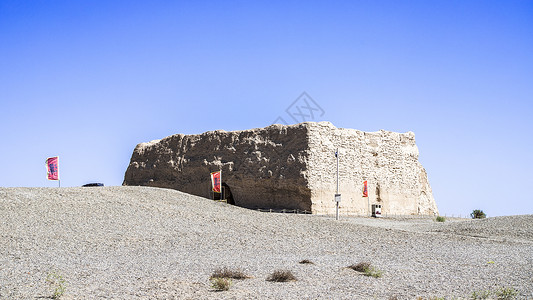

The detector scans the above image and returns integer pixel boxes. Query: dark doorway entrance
[222,183,235,205]
[212,182,235,205]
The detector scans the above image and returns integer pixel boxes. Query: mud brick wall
[124,122,438,215]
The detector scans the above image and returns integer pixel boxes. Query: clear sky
[1,1,532,217]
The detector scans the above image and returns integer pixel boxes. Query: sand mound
[432,215,533,242]
[1,187,531,299]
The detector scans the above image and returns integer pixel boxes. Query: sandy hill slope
[1,187,532,299]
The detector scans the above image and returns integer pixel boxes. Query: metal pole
[336,148,339,194]
[336,148,339,221]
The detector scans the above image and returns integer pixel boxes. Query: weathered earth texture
[124,122,438,215]
[1,187,531,299]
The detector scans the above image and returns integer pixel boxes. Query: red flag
[211,171,221,193]
[363,180,368,197]
[46,156,59,181]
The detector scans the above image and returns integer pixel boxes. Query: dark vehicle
[82,183,104,187]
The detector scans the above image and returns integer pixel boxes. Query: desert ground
[1,186,532,299]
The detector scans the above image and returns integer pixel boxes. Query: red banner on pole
[211,171,221,193]
[363,180,368,197]
[46,156,60,181]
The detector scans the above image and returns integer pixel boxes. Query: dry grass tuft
[348,262,371,272]
[299,259,314,264]
[348,262,383,278]
[210,267,249,280]
[266,270,297,282]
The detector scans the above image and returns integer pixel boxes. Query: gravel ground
[1,186,532,299]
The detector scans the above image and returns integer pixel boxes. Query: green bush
[470,287,518,299]
[210,277,232,291]
[471,209,487,219]
[471,289,491,299]
[436,216,446,222]
[46,271,66,299]
[495,287,518,299]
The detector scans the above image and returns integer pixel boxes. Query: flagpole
[367,182,370,217]
[336,148,339,221]
[211,172,214,200]
[58,156,60,188]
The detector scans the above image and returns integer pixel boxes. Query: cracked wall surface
[123,122,438,215]
[123,123,312,210]
[306,122,438,215]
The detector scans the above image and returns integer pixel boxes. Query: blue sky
[1,1,532,216]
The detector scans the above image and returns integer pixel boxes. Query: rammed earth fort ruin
[123,122,438,215]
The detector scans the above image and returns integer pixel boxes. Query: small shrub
[210,267,249,280]
[348,262,371,272]
[299,259,314,264]
[46,271,66,299]
[210,277,232,291]
[471,289,491,299]
[348,262,382,278]
[495,287,518,300]
[471,209,486,219]
[470,287,518,300]
[436,216,446,222]
[364,266,383,278]
[267,270,297,282]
